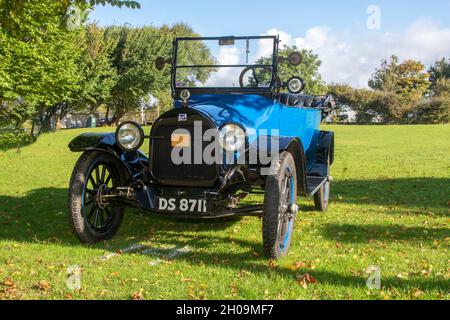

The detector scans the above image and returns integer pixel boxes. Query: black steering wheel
[239,67,256,88]
[239,66,273,88]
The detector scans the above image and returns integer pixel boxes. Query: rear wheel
[262,152,298,260]
[68,152,127,244]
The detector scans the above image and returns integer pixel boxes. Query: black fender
[306,130,334,178]
[279,137,308,196]
[246,136,308,195]
[68,133,149,179]
[318,130,334,165]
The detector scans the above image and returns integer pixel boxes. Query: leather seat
[279,93,328,108]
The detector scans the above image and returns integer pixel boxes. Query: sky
[90,0,450,88]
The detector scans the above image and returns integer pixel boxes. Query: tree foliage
[0,0,83,130]
[76,24,118,112]
[369,55,429,101]
[103,23,215,123]
[104,25,173,123]
[428,58,450,95]
[256,45,327,95]
[414,96,450,124]
[168,23,216,87]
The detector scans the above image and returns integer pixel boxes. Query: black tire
[314,154,331,212]
[68,151,127,244]
[262,152,298,260]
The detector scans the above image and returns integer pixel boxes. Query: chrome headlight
[219,124,246,152]
[116,122,144,152]
[287,76,305,94]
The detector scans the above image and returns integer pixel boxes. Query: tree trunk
[40,116,53,133]
[30,120,35,138]
[105,105,111,126]
[38,104,58,134]
[111,111,124,127]
[111,100,125,126]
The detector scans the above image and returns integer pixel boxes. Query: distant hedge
[0,130,35,150]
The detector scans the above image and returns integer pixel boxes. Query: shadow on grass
[332,178,450,214]
[321,224,449,244]
[131,231,449,294]
[0,188,239,245]
[0,186,448,294]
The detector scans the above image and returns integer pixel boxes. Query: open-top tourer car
[68,35,335,259]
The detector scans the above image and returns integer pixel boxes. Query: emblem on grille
[178,114,188,122]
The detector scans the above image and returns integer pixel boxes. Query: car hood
[178,94,279,140]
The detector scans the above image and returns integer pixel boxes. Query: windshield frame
[171,35,279,97]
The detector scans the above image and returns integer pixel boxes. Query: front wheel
[262,152,298,260]
[68,151,127,244]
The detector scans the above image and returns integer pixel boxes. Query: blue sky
[90,0,450,87]
[90,0,450,35]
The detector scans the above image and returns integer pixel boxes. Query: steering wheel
[239,66,273,88]
[239,66,257,88]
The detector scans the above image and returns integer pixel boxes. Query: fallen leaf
[131,288,145,300]
[3,278,15,288]
[297,274,317,289]
[410,288,423,298]
[35,280,51,292]
[231,283,238,297]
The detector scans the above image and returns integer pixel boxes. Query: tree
[0,0,140,132]
[103,23,215,124]
[369,55,429,98]
[62,24,118,122]
[428,58,450,95]
[368,55,429,122]
[327,83,405,123]
[103,26,174,124]
[76,0,140,9]
[0,0,83,131]
[168,23,217,87]
[256,45,327,95]
[410,58,450,124]
[414,96,450,124]
[433,78,450,98]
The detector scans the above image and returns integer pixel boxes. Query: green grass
[0,125,449,300]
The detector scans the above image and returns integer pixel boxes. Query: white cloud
[264,18,450,88]
[204,46,241,87]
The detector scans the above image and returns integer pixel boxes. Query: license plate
[171,133,190,147]
[157,198,209,214]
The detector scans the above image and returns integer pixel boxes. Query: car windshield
[174,36,276,89]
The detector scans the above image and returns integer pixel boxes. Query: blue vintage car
[68,35,335,259]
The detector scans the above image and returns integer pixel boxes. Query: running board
[306,176,327,196]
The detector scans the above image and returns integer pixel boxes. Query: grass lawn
[0,125,449,300]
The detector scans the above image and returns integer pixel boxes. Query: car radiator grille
[150,121,219,187]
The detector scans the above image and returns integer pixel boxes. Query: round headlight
[116,122,144,152]
[220,124,246,152]
[287,77,305,94]
[180,89,191,102]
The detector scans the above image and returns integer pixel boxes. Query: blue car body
[176,94,321,151]
[70,92,333,199]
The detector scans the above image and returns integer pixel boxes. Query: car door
[278,100,321,152]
